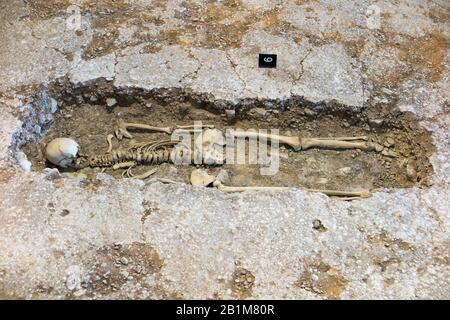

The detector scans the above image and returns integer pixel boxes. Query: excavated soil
[21,81,435,193]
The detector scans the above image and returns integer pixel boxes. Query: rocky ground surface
[0,0,449,299]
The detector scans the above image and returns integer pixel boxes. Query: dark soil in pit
[22,89,435,192]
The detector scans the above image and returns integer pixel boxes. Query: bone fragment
[191,169,215,186]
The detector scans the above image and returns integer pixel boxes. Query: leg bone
[231,131,374,151]
[300,138,374,151]
[174,124,215,133]
[213,181,371,200]
[213,181,289,192]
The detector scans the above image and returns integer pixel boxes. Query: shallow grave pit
[20,81,435,194]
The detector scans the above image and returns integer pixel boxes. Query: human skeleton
[45,121,394,200]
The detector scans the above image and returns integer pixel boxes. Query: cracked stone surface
[0,0,449,299]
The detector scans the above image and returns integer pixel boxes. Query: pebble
[106,97,117,107]
[250,107,267,117]
[316,177,328,184]
[384,137,395,147]
[374,143,384,152]
[406,163,417,181]
[50,98,58,113]
[120,257,129,265]
[312,219,324,230]
[337,167,352,176]
[216,169,230,184]
[225,109,235,121]
[369,119,383,126]
[303,108,316,116]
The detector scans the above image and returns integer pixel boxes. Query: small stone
[406,163,417,181]
[384,137,395,147]
[369,119,383,126]
[312,219,323,230]
[120,257,129,265]
[16,151,32,172]
[190,169,215,187]
[50,98,58,113]
[374,143,384,152]
[106,97,117,107]
[34,125,41,134]
[303,108,316,116]
[337,167,352,176]
[215,169,230,184]
[225,109,235,121]
[60,209,70,216]
[250,107,267,117]
[316,177,328,184]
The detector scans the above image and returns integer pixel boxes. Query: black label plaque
[259,54,277,68]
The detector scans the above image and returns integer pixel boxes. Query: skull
[45,138,79,168]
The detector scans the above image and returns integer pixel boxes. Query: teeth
[45,138,79,168]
